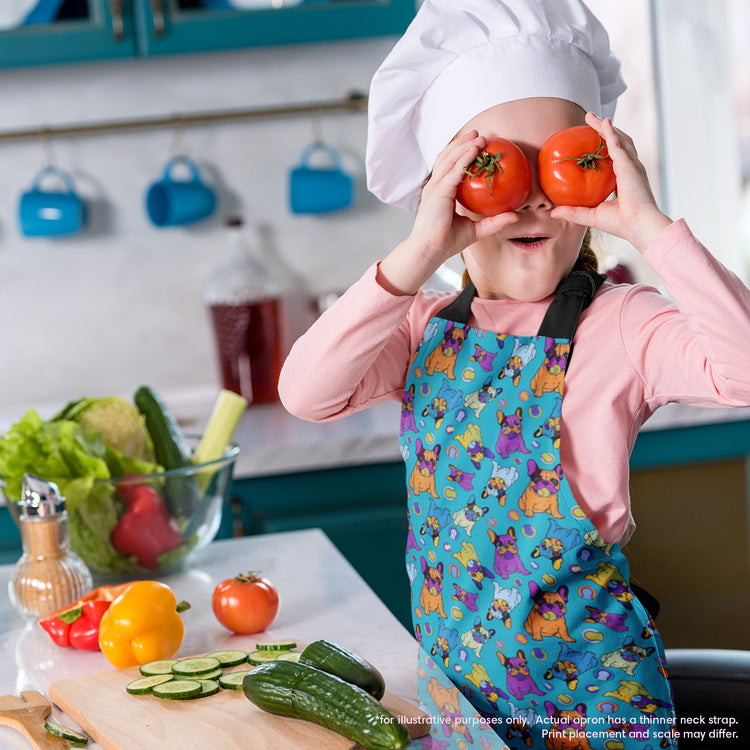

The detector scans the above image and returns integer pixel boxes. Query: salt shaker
[8,474,92,619]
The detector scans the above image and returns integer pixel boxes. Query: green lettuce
[0,409,163,573]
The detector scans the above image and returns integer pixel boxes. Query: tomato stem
[463,150,504,197]
[554,135,611,172]
[234,571,261,584]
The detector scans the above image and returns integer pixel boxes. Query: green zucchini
[243,661,409,750]
[134,385,199,520]
[44,720,89,744]
[299,639,385,700]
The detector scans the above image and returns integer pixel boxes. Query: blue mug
[18,166,87,238]
[289,142,354,214]
[146,156,217,227]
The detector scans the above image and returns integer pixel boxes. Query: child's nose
[518,166,554,212]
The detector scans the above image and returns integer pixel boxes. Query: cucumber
[134,385,199,520]
[44,721,89,744]
[139,659,178,676]
[243,661,409,750]
[152,679,203,700]
[172,656,222,676]
[299,639,385,700]
[255,639,297,651]
[126,674,175,695]
[188,679,220,699]
[205,649,249,667]
[248,649,291,665]
[219,670,254,690]
[276,652,301,662]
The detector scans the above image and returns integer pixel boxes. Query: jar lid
[19,474,66,517]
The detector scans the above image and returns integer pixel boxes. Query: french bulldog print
[544,642,599,690]
[460,616,496,659]
[495,407,532,459]
[424,321,465,379]
[455,423,495,469]
[419,557,447,618]
[464,376,500,418]
[524,581,575,642]
[452,496,489,536]
[497,649,545,701]
[488,526,531,578]
[409,438,440,498]
[530,339,570,397]
[518,459,564,518]
[498,338,537,387]
[600,636,656,676]
[481,461,519,505]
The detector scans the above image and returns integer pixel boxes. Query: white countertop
[0,529,509,750]
[3,387,750,481]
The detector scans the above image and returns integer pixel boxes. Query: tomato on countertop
[456,137,532,216]
[212,572,279,635]
[537,125,616,208]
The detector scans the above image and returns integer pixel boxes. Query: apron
[400,271,678,750]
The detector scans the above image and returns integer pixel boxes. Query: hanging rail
[0,91,368,144]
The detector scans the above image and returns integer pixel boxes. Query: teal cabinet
[230,462,413,630]
[0,2,135,69]
[0,0,415,69]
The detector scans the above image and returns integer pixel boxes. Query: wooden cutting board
[49,648,430,750]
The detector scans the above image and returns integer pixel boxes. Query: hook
[169,115,188,158]
[39,128,57,167]
[311,105,324,145]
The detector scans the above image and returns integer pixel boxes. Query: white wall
[0,38,414,415]
[0,2,659,418]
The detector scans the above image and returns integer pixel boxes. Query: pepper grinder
[8,474,92,619]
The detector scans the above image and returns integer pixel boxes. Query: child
[279,1,750,746]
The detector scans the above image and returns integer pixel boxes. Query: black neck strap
[436,270,605,341]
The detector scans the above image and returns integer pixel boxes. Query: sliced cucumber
[140,659,178,676]
[44,721,89,744]
[205,649,249,667]
[193,666,224,681]
[219,670,255,690]
[126,674,175,695]
[247,650,292,666]
[276,651,301,662]
[188,679,220,699]
[172,656,222,676]
[255,639,297,652]
[152,679,203,700]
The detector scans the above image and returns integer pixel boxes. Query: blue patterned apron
[400,272,678,750]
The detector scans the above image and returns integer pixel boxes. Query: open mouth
[511,235,550,247]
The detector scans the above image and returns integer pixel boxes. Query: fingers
[428,130,486,188]
[550,204,596,227]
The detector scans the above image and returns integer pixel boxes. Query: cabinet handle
[108,0,124,41]
[148,0,166,37]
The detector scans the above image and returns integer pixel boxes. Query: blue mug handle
[30,165,78,194]
[161,155,204,184]
[296,142,346,172]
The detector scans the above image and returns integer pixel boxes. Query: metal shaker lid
[19,474,66,517]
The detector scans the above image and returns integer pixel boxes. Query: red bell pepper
[110,484,183,570]
[38,582,132,651]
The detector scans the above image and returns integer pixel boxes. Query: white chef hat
[366,0,626,212]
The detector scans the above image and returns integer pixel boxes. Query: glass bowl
[8,436,239,576]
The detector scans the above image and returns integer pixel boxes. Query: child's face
[458,97,589,302]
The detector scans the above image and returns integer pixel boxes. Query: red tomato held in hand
[212,572,279,634]
[538,125,616,207]
[456,138,532,216]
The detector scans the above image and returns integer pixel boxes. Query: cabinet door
[134,0,415,57]
[0,0,136,69]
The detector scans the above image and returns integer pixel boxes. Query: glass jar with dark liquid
[206,217,283,404]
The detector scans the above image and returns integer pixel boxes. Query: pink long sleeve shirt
[278,220,750,545]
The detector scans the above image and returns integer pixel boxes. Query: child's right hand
[377,130,520,296]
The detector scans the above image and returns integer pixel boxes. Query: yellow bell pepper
[98,580,189,668]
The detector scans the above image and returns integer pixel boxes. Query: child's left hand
[550,113,671,253]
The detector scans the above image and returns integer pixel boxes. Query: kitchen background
[2,0,750,649]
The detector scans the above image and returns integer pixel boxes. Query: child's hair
[461,227,598,288]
